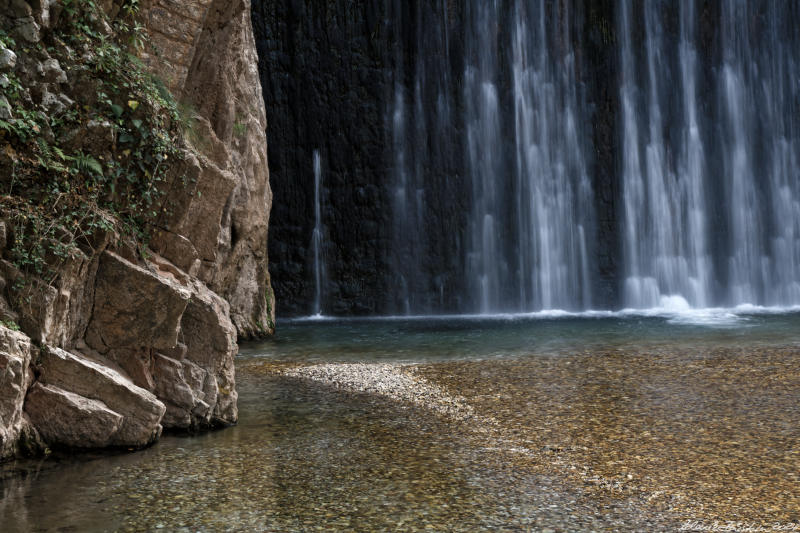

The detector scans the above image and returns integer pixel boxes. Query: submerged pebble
[2,323,798,531]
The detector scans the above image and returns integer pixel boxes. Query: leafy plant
[70,152,103,176]
[0,0,189,295]
[0,319,20,332]
[0,28,16,49]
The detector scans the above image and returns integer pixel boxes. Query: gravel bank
[284,363,483,422]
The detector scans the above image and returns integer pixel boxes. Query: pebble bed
[284,363,480,421]
[282,348,800,529]
[2,340,796,531]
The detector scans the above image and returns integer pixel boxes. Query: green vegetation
[0,319,20,331]
[0,0,189,292]
[233,114,248,138]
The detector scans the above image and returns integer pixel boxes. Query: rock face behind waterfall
[0,0,272,457]
[258,0,800,316]
[253,0,615,316]
[253,0,397,316]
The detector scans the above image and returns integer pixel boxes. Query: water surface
[244,307,800,363]
[2,310,799,531]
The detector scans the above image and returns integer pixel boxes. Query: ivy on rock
[0,0,193,300]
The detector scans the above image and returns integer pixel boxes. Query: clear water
[3,311,799,531]
[247,308,800,363]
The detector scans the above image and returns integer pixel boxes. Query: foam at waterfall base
[619,295,742,326]
[290,302,800,328]
[657,295,691,312]
[620,300,800,326]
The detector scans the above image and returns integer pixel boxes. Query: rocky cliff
[0,0,272,458]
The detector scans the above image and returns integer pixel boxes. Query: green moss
[233,114,248,138]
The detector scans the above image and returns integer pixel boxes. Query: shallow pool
[2,310,798,531]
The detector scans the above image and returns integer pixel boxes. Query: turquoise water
[243,308,800,363]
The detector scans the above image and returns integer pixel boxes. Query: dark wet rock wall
[255,0,782,316]
[253,0,623,316]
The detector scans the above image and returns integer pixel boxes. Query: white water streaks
[386,0,800,315]
[390,0,594,314]
[311,149,325,316]
[620,0,800,309]
[620,0,711,308]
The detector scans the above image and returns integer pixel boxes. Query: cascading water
[391,85,412,315]
[463,0,505,313]
[260,0,800,316]
[510,0,594,311]
[389,0,454,315]
[718,1,800,306]
[619,0,712,309]
[720,4,763,306]
[311,149,325,316]
[619,0,800,309]
[677,1,711,309]
[390,0,595,315]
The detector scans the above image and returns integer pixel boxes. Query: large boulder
[152,350,199,427]
[24,383,123,448]
[152,278,238,429]
[86,251,191,352]
[82,250,237,432]
[84,251,193,393]
[0,326,37,459]
[30,347,165,447]
[182,280,238,425]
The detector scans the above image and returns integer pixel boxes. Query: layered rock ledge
[0,0,272,457]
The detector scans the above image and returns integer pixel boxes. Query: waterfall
[619,0,712,309]
[391,84,412,315]
[462,0,505,314]
[311,149,325,316]
[718,1,800,306]
[677,1,711,308]
[619,0,800,309]
[260,0,800,317]
[389,0,453,315]
[720,3,763,305]
[390,0,594,315]
[510,0,594,311]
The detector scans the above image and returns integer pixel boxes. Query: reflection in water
[0,370,675,531]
